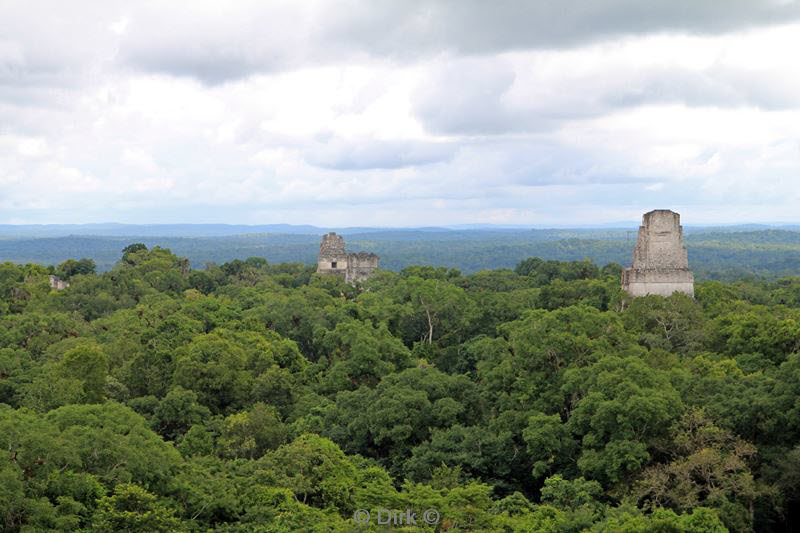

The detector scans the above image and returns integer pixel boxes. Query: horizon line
[2,221,800,230]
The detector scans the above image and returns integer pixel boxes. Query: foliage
[0,246,797,530]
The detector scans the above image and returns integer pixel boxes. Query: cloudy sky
[2,1,800,226]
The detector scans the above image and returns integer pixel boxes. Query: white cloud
[120,147,160,174]
[1,2,800,225]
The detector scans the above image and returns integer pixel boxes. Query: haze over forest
[3,223,800,280]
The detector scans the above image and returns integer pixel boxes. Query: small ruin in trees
[316,232,379,283]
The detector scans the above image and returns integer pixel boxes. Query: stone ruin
[621,209,694,298]
[316,232,379,283]
[49,275,70,290]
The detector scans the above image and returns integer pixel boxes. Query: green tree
[391,275,477,346]
[57,258,97,279]
[634,409,767,531]
[251,434,359,511]
[623,293,707,354]
[563,355,683,486]
[172,331,252,414]
[218,403,287,459]
[92,483,180,532]
[151,386,211,441]
[537,279,612,311]
[59,341,108,403]
[486,305,640,413]
[316,319,412,394]
[121,243,148,264]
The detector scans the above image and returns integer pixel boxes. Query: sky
[1,0,800,227]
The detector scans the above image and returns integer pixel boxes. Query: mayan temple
[621,209,694,297]
[316,232,379,283]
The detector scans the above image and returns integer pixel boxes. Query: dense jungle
[2,245,800,531]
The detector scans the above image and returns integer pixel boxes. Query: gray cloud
[3,1,798,86]
[116,0,800,83]
[407,0,800,52]
[603,65,800,110]
[0,1,120,86]
[304,138,457,170]
[411,56,800,136]
[118,2,310,84]
[412,58,539,135]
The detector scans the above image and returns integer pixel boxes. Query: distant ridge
[0,223,386,238]
[2,227,800,279]
[2,222,800,239]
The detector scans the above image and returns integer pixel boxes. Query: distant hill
[0,223,331,238]
[3,222,799,239]
[2,226,800,279]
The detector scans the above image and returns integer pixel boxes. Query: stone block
[622,210,694,297]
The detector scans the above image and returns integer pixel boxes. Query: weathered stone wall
[621,268,694,297]
[316,232,379,283]
[319,232,345,255]
[622,210,694,297]
[631,210,689,270]
[317,232,349,275]
[317,254,348,273]
[345,252,379,283]
[49,275,70,290]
